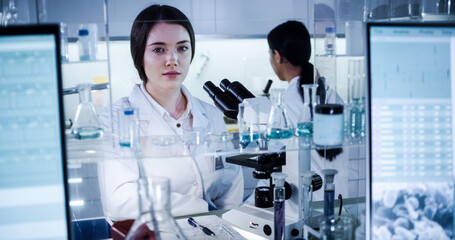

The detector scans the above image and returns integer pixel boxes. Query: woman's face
[143,23,192,93]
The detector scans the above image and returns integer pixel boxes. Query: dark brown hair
[130,4,195,82]
[267,20,313,101]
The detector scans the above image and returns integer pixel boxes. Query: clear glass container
[238,101,261,151]
[126,177,187,240]
[272,172,287,240]
[296,84,318,138]
[118,105,137,148]
[266,89,293,140]
[71,83,103,139]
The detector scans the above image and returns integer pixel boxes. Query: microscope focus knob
[312,174,323,192]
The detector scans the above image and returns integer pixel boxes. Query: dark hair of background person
[130,4,196,82]
[267,20,313,102]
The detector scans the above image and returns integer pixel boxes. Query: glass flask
[238,102,262,151]
[296,84,318,138]
[266,89,293,139]
[126,177,187,240]
[71,83,103,139]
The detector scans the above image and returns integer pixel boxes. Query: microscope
[204,79,324,239]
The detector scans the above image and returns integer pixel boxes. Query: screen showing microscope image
[368,23,455,240]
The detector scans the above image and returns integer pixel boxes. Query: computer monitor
[367,22,455,239]
[0,25,71,239]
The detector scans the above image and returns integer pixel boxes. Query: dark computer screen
[368,22,455,240]
[0,25,70,239]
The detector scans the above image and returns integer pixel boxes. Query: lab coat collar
[127,83,210,130]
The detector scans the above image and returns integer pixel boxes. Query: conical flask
[71,83,103,139]
[295,84,318,137]
[266,89,292,139]
[126,177,187,240]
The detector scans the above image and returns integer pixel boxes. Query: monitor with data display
[367,22,455,240]
[0,25,71,239]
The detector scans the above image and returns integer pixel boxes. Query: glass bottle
[126,177,187,240]
[272,172,287,240]
[266,89,293,139]
[324,27,336,56]
[71,83,103,139]
[296,84,318,138]
[118,104,137,148]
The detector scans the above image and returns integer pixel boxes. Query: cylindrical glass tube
[272,172,287,240]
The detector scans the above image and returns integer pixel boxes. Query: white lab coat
[98,84,243,221]
[285,76,344,128]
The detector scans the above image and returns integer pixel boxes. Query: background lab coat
[98,84,243,221]
[285,76,344,128]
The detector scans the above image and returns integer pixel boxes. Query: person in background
[267,20,344,127]
[97,4,243,221]
[266,20,348,201]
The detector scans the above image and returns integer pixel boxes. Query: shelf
[62,82,109,95]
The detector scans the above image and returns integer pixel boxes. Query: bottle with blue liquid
[71,83,103,139]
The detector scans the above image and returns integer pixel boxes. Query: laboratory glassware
[322,169,338,221]
[301,171,314,228]
[320,216,354,240]
[118,105,138,148]
[272,172,287,240]
[296,84,318,138]
[71,83,103,139]
[126,177,187,240]
[266,89,293,139]
[238,101,261,151]
[59,22,69,62]
[324,27,336,56]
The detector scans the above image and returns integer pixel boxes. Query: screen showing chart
[368,23,455,240]
[0,26,70,239]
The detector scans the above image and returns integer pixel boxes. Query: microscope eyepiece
[220,78,255,103]
[203,81,238,119]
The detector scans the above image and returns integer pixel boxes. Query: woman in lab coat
[266,21,350,204]
[97,4,243,221]
[267,20,344,127]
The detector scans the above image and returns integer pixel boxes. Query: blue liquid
[274,200,285,240]
[267,128,293,139]
[72,127,103,140]
[119,141,131,147]
[240,132,260,149]
[324,190,335,220]
[296,122,313,137]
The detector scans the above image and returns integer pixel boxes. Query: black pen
[188,217,216,236]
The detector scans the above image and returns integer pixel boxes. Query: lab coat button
[192,181,198,187]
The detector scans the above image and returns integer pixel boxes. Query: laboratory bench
[64,133,366,239]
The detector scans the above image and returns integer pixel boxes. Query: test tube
[321,169,338,221]
[272,172,287,240]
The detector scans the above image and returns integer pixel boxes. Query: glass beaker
[266,89,292,139]
[238,101,261,151]
[71,83,103,139]
[126,177,187,240]
[296,84,318,138]
[319,216,354,240]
